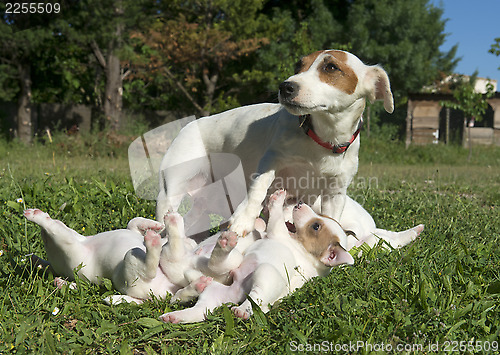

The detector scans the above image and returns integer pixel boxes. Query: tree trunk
[17,63,33,144]
[104,48,123,131]
[202,71,218,117]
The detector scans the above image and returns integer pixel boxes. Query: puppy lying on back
[160,190,353,323]
[23,207,264,305]
[23,209,202,304]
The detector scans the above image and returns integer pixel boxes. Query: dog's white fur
[156,50,394,245]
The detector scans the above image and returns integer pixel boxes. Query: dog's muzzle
[279,81,299,103]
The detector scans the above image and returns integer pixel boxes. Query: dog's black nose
[279,81,299,101]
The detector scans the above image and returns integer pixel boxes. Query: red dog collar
[299,115,363,154]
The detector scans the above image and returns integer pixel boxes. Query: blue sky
[431,0,500,86]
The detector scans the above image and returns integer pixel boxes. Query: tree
[240,0,347,102]
[490,37,500,68]
[62,0,155,130]
[0,1,63,143]
[127,0,270,117]
[346,0,458,100]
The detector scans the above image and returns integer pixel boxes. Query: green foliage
[0,142,499,353]
[489,37,500,70]
[440,75,495,122]
[346,0,458,103]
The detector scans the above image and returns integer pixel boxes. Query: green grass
[0,137,499,354]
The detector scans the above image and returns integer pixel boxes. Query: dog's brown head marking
[294,51,323,74]
[319,51,358,95]
[293,50,358,95]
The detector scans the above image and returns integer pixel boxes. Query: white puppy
[23,209,203,304]
[156,50,394,246]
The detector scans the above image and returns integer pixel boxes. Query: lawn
[0,136,499,354]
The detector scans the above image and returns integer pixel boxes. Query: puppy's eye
[324,63,339,73]
[311,222,321,231]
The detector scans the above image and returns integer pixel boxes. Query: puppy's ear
[321,245,354,267]
[364,65,394,113]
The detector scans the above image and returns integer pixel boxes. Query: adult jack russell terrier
[159,190,423,324]
[156,50,394,245]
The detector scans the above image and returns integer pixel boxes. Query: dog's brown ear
[364,65,394,113]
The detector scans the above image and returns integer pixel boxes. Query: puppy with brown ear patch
[289,202,354,267]
[159,189,354,324]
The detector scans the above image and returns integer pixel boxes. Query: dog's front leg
[321,191,348,249]
[322,190,347,222]
[229,170,275,236]
[159,212,194,286]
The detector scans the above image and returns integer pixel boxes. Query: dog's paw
[194,276,212,293]
[23,208,50,223]
[164,211,186,239]
[229,216,255,238]
[413,224,425,237]
[144,230,162,249]
[217,230,238,252]
[159,312,181,324]
[139,221,164,233]
[54,277,77,290]
[267,189,286,210]
[164,211,182,226]
[232,305,252,320]
[103,295,143,305]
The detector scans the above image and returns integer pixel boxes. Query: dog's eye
[311,222,321,231]
[324,63,339,73]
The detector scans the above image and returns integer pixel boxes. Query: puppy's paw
[228,216,254,238]
[23,208,50,223]
[195,276,213,293]
[54,277,77,290]
[232,305,252,320]
[267,189,286,210]
[217,230,238,252]
[164,211,183,226]
[413,224,425,237]
[159,312,181,324]
[103,295,143,305]
[138,221,164,233]
[144,230,162,249]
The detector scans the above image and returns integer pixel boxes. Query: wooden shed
[406,92,500,147]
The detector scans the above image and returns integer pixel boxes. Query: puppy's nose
[294,201,303,209]
[279,81,299,101]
